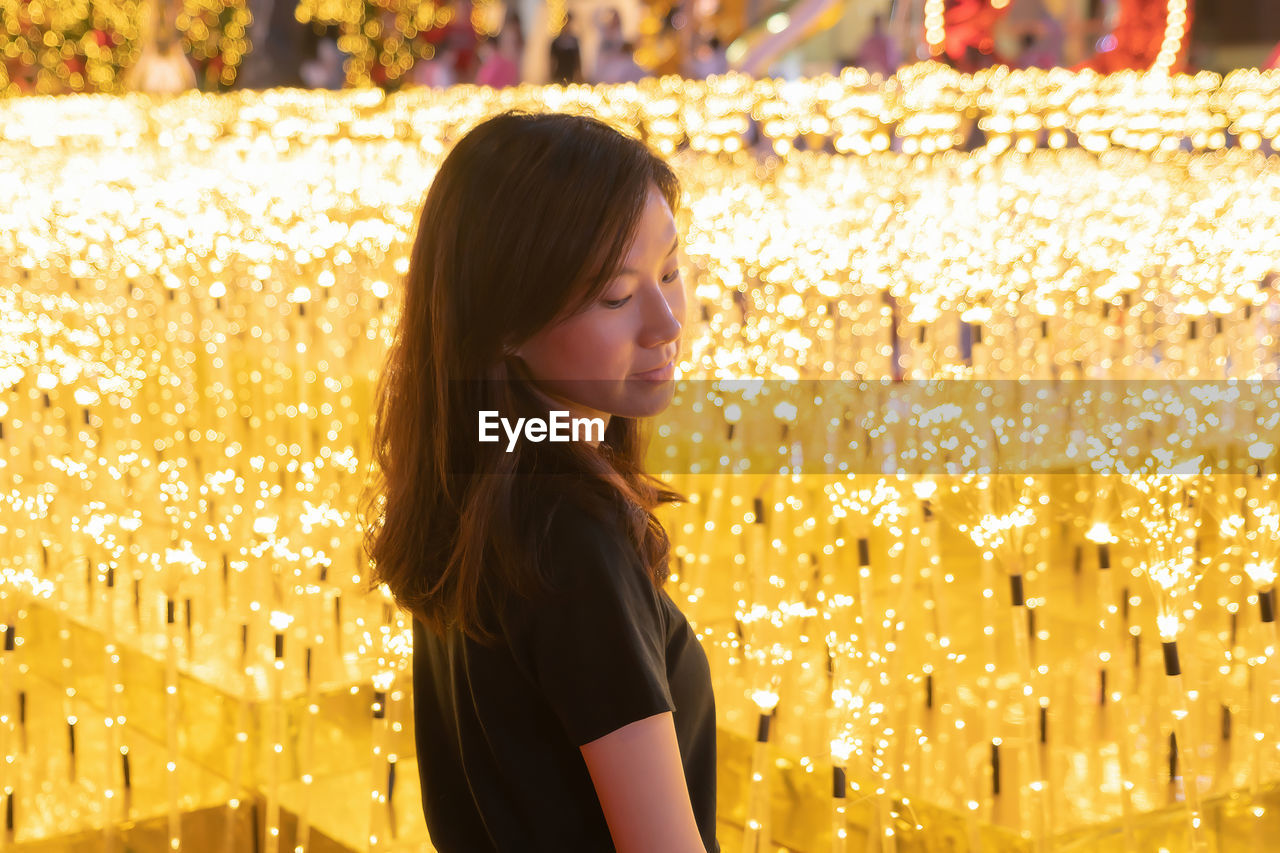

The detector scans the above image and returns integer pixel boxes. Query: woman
[363,111,719,853]
[549,13,583,84]
[474,35,520,89]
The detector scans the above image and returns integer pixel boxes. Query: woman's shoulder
[495,491,650,625]
[538,490,632,568]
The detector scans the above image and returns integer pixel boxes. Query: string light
[1154,0,1190,74]
[924,0,946,57]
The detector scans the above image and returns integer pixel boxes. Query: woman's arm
[580,711,708,853]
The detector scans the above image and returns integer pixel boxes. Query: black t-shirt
[412,498,719,852]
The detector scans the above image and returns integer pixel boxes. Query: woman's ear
[503,342,531,373]
[505,352,536,383]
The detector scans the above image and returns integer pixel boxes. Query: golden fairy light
[1243,476,1280,620]
[830,734,853,852]
[1123,472,1211,851]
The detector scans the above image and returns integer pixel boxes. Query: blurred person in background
[855,14,901,77]
[688,35,729,79]
[592,7,626,83]
[412,41,459,87]
[550,12,583,84]
[595,40,648,84]
[1032,10,1065,68]
[1017,31,1057,69]
[598,7,625,55]
[449,1,481,82]
[956,43,999,73]
[475,34,520,88]
[239,0,306,88]
[499,10,526,76]
[301,36,347,89]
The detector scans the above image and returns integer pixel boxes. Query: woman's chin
[537,377,677,421]
[615,380,678,418]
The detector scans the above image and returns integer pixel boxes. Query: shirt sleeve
[498,502,674,747]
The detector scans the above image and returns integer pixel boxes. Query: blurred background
[3,0,1280,97]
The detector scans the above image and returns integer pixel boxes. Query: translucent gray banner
[636,379,1280,475]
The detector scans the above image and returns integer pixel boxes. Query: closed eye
[603,271,679,308]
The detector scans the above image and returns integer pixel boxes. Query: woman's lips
[632,359,675,381]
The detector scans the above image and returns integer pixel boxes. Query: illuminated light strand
[924,0,946,56]
[1154,0,1190,74]
[1130,474,1209,852]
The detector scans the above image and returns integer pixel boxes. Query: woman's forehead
[625,191,677,253]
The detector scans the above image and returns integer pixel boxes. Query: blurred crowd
[289,3,1276,93]
[840,11,1066,78]
[296,5,729,91]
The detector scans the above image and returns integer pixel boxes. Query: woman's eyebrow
[617,236,679,275]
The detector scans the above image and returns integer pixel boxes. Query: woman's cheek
[672,283,688,330]
[550,323,608,381]
[573,316,629,379]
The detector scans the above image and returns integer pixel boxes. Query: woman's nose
[642,282,683,347]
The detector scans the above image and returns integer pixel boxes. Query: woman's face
[512,184,685,428]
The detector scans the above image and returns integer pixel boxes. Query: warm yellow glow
[1085,523,1117,544]
[752,689,780,711]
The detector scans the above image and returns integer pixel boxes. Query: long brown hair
[361,110,685,646]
